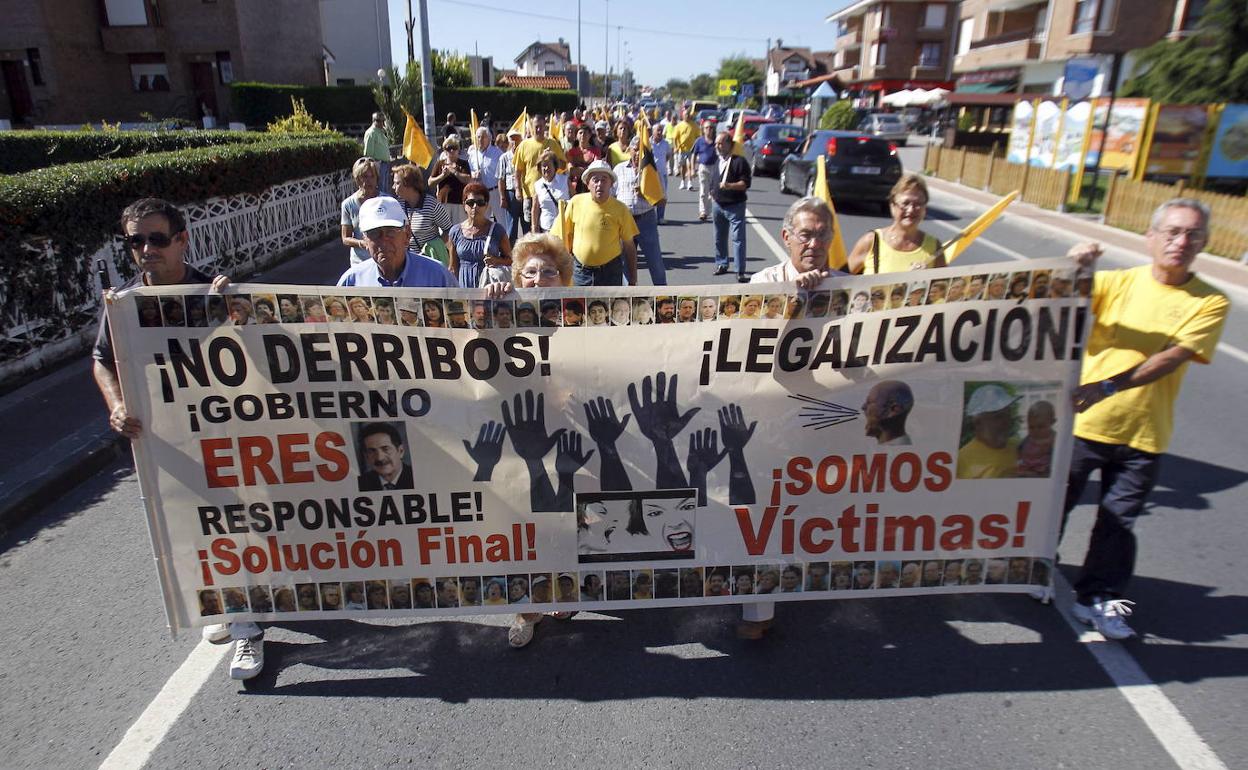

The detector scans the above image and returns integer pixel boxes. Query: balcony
[970,27,1039,50]
[834,65,860,82]
[911,64,945,79]
[956,30,1041,71]
[837,29,862,49]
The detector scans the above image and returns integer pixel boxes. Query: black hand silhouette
[463,421,505,481]
[500,390,561,511]
[582,396,632,491]
[628,372,697,488]
[554,430,595,512]
[628,372,700,442]
[719,403,758,505]
[686,427,728,506]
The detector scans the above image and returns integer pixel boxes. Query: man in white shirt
[650,124,672,223]
[498,128,523,242]
[467,126,507,232]
[751,196,844,288]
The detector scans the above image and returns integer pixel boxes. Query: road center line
[98,640,228,770]
[745,207,788,263]
[1053,574,1229,770]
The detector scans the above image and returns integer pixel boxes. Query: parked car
[778,130,903,211]
[722,108,761,128]
[688,99,718,116]
[857,113,909,146]
[695,108,722,127]
[761,103,786,122]
[744,123,808,176]
[785,104,808,121]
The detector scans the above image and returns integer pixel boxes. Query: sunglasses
[464,199,488,207]
[125,231,181,250]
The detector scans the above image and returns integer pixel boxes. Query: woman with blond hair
[340,157,385,266]
[848,173,946,275]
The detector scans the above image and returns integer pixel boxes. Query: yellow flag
[509,108,529,138]
[402,109,434,168]
[550,112,562,141]
[941,190,1019,262]
[553,198,575,254]
[470,108,479,137]
[636,120,665,205]
[732,111,746,157]
[814,155,849,270]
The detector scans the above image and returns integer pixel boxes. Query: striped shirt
[403,193,453,250]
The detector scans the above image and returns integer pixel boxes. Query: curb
[0,429,126,541]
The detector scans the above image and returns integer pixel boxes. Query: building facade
[826,0,958,104]
[319,0,390,88]
[0,0,323,126]
[766,42,838,98]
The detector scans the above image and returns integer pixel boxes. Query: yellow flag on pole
[941,190,1019,262]
[402,109,435,168]
[470,108,480,137]
[550,112,562,141]
[636,119,665,205]
[553,198,575,255]
[509,108,529,138]
[814,155,849,271]
[732,111,746,157]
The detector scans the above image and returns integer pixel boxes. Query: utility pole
[576,0,582,103]
[616,25,621,100]
[405,0,415,66]
[603,0,609,103]
[763,38,770,107]
[417,0,436,143]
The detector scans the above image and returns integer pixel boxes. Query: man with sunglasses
[1061,198,1228,640]
[91,199,271,679]
[337,197,458,288]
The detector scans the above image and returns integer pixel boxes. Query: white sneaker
[229,637,265,680]
[202,623,231,644]
[1073,597,1137,640]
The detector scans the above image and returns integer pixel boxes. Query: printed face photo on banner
[577,490,697,563]
[353,421,413,492]
[343,581,366,609]
[274,585,296,612]
[252,293,279,324]
[956,380,1060,480]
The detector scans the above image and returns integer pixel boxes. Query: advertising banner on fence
[1055,101,1092,173]
[1143,104,1210,178]
[1087,98,1149,171]
[107,259,1089,633]
[1028,100,1063,168]
[1006,101,1035,165]
[1206,103,1248,179]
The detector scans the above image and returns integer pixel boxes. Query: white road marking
[645,643,730,659]
[924,218,1029,262]
[1054,574,1229,770]
[745,207,789,262]
[1215,341,1248,366]
[944,620,1042,645]
[98,640,229,770]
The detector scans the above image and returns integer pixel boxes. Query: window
[918,43,942,69]
[924,4,947,28]
[104,0,158,26]
[1182,0,1209,30]
[1097,0,1117,31]
[215,51,232,84]
[958,17,974,56]
[128,53,169,91]
[1072,0,1114,33]
[880,4,891,28]
[874,42,888,66]
[26,48,43,86]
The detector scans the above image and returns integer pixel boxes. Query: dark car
[744,123,808,176]
[778,130,902,211]
[695,108,722,127]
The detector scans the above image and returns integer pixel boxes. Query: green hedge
[0,130,276,175]
[231,82,378,126]
[230,82,579,127]
[0,135,360,359]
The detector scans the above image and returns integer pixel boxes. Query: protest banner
[107,259,1089,632]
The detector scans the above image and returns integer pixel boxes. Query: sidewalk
[0,236,349,539]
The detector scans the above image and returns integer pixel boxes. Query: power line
[433,0,763,43]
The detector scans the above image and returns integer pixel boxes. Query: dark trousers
[572,256,625,286]
[1062,436,1161,603]
[505,192,523,243]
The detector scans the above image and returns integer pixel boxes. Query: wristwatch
[1100,379,1118,397]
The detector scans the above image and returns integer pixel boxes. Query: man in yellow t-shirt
[552,160,639,286]
[956,384,1021,479]
[1062,199,1229,640]
[670,111,699,190]
[513,114,566,234]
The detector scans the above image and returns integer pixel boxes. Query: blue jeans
[713,200,747,275]
[573,256,626,286]
[505,191,523,243]
[633,208,666,286]
[1062,437,1162,603]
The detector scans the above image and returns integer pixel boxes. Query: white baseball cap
[966,384,1021,416]
[359,196,407,232]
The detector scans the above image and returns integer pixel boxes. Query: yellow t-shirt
[553,194,639,267]
[608,141,630,167]
[863,230,940,275]
[1074,265,1228,454]
[957,436,1020,479]
[514,137,566,198]
[672,121,698,153]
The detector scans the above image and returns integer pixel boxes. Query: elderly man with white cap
[467,125,507,232]
[338,197,458,288]
[552,159,639,286]
[956,383,1021,479]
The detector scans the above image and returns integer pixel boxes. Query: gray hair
[351,157,378,185]
[782,196,835,234]
[1150,197,1210,231]
[475,126,491,138]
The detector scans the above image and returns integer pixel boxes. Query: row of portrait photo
[136,268,1089,331]
[196,557,1053,617]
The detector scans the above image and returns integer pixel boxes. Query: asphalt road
[2,150,1246,769]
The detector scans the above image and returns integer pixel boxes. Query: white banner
[107,259,1089,632]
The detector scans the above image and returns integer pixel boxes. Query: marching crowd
[92,100,1229,682]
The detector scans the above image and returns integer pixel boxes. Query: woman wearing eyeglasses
[448,181,512,288]
[530,149,569,234]
[848,174,946,275]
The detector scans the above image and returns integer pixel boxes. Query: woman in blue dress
[448,181,513,288]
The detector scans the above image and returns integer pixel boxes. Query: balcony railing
[837,29,862,48]
[969,27,1040,50]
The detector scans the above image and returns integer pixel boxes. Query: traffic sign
[717,79,739,97]
[741,84,755,98]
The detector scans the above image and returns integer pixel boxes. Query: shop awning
[957,82,1017,94]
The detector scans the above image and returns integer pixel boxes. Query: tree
[717,56,764,101]
[820,100,857,130]
[371,51,473,140]
[664,78,691,100]
[689,73,717,100]
[1121,0,1248,103]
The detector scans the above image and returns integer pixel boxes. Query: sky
[385,0,860,88]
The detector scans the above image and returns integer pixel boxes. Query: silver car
[857,113,909,146]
